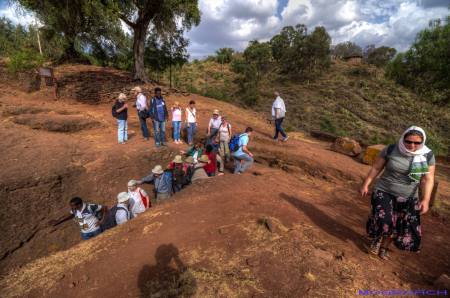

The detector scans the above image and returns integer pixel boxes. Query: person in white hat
[112,93,129,144]
[127,180,150,218]
[132,86,150,141]
[137,165,172,204]
[115,192,131,225]
[207,109,222,145]
[191,155,210,182]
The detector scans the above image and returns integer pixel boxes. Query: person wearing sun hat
[127,179,150,218]
[361,126,436,260]
[138,164,173,204]
[114,192,132,225]
[191,154,210,182]
[207,109,222,145]
[169,155,187,192]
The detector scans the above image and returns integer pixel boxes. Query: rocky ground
[0,64,449,297]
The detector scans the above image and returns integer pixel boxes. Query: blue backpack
[229,134,244,152]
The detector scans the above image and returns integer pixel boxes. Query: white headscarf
[397,126,431,182]
[397,126,431,156]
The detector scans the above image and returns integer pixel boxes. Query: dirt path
[0,65,449,297]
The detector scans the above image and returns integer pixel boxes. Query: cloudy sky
[1,0,448,59]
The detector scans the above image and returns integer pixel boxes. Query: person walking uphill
[232,127,254,174]
[138,165,172,205]
[133,86,150,141]
[48,197,107,240]
[272,91,288,142]
[149,87,169,147]
[112,93,128,144]
[360,126,436,260]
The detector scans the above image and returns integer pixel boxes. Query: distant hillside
[164,59,449,155]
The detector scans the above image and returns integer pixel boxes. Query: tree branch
[119,14,137,29]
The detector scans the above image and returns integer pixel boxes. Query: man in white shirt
[271,91,288,142]
[132,86,150,141]
[127,180,150,218]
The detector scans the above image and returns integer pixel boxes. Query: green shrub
[7,50,44,73]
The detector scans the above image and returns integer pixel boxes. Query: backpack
[138,189,150,209]
[112,104,118,118]
[229,134,244,152]
[82,203,103,221]
[172,164,187,187]
[101,205,129,231]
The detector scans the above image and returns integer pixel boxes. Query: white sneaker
[282,136,289,142]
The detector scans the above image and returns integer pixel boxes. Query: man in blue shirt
[232,127,254,174]
[137,165,172,205]
[149,87,168,147]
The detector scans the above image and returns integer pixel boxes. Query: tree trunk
[133,24,149,82]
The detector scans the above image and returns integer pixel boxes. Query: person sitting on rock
[138,165,173,205]
[48,197,107,240]
[181,141,204,164]
[127,180,150,218]
[191,155,210,182]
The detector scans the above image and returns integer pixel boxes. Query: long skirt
[366,189,422,252]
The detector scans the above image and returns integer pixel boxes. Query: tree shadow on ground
[280,193,367,253]
[138,243,197,298]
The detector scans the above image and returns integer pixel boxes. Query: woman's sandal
[365,238,381,255]
[379,247,389,260]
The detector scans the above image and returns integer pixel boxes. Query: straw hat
[173,155,183,164]
[132,86,142,93]
[118,93,127,100]
[117,192,130,203]
[127,180,138,187]
[184,156,194,164]
[152,165,164,175]
[198,155,210,163]
[213,109,220,115]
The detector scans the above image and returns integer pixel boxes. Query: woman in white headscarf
[360,126,436,259]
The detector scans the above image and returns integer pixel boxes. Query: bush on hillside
[6,50,44,73]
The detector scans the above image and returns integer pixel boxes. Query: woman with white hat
[127,180,150,218]
[361,126,436,259]
[112,93,128,144]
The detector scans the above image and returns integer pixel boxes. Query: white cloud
[1,0,448,58]
[0,5,38,26]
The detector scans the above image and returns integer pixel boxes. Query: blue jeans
[187,122,197,144]
[153,120,166,145]
[274,117,287,140]
[233,153,254,174]
[117,119,128,143]
[138,112,149,139]
[172,121,181,141]
[81,228,102,240]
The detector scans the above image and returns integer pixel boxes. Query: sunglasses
[404,140,422,145]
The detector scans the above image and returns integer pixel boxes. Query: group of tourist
[57,86,438,262]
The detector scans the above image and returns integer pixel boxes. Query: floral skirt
[366,189,422,252]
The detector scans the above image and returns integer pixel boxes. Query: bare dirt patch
[11,113,100,132]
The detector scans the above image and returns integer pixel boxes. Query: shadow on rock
[280,193,366,253]
[138,243,197,298]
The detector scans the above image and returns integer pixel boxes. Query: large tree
[111,0,200,82]
[15,0,118,61]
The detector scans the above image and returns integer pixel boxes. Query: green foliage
[364,45,396,67]
[216,48,234,64]
[386,15,450,105]
[269,24,331,78]
[7,50,44,73]
[332,41,362,58]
